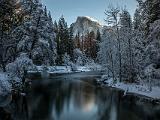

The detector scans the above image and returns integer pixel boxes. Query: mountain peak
[84,16,102,25]
[76,16,102,26]
[71,16,103,36]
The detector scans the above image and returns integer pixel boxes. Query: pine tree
[15,0,57,65]
[139,0,160,34]
[120,9,137,82]
[120,9,132,29]
[95,29,101,59]
[133,8,142,30]
[75,32,81,49]
[68,26,74,61]
[0,0,20,71]
[89,31,96,59]
[96,29,101,42]
[56,16,74,64]
[44,6,47,16]
[53,20,58,33]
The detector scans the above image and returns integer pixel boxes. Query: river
[0,71,160,120]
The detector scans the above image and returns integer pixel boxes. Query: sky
[42,0,138,25]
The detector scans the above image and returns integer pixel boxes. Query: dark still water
[1,72,160,120]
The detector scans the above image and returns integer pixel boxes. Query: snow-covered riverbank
[28,65,101,74]
[98,77,160,101]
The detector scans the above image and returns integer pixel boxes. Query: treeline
[98,0,160,87]
[53,17,74,65]
[74,30,101,60]
[0,0,101,74]
[53,17,101,65]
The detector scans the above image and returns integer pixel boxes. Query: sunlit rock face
[71,16,103,36]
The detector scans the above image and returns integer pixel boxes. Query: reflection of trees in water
[96,87,160,120]
[28,93,54,120]
[51,78,98,118]
[0,94,28,120]
[31,78,160,120]
[74,81,96,112]
[0,107,12,120]
[1,76,160,120]
[95,88,118,120]
[52,80,73,118]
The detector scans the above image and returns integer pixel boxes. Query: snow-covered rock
[71,16,104,36]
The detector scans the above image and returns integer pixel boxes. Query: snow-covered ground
[28,65,101,74]
[99,76,160,100]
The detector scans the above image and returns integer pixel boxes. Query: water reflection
[50,77,99,120]
[1,72,160,120]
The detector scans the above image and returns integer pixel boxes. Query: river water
[0,71,160,120]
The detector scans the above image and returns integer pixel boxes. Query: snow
[71,16,103,37]
[85,16,103,25]
[76,66,91,72]
[48,66,72,74]
[6,53,33,87]
[102,78,160,100]
[32,66,72,74]
[28,65,100,74]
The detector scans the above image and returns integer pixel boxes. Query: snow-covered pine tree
[16,0,57,65]
[133,8,142,30]
[104,7,122,82]
[63,53,71,66]
[120,9,132,29]
[53,20,58,33]
[0,0,20,72]
[139,0,160,34]
[133,0,160,87]
[98,29,118,81]
[119,9,136,82]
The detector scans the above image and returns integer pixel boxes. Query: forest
[0,0,160,120]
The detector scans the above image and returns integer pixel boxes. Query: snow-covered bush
[85,59,98,71]
[0,73,12,95]
[76,56,83,66]
[73,48,87,64]
[6,53,33,88]
[0,73,12,107]
[70,63,78,71]
[73,48,83,60]
[63,53,71,66]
